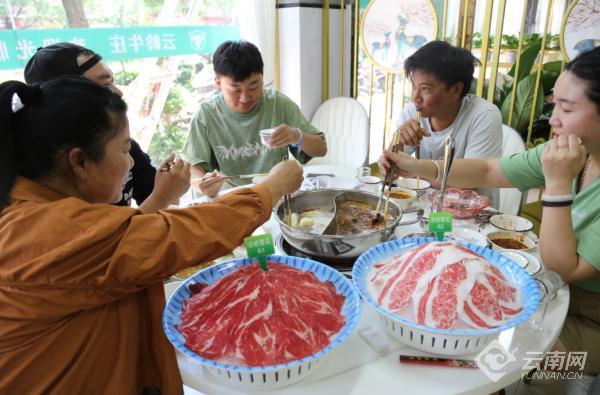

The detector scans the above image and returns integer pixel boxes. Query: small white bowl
[388,187,417,210]
[501,250,542,276]
[395,177,431,191]
[448,227,488,247]
[487,230,536,252]
[490,214,534,232]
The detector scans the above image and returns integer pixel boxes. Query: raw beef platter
[370,241,523,330]
[178,262,346,366]
[162,255,361,389]
[352,237,540,351]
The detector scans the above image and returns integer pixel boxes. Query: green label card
[244,234,275,271]
[428,212,453,241]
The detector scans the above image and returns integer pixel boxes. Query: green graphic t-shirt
[500,143,600,293]
[183,89,325,186]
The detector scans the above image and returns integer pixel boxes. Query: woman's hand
[258,160,303,205]
[140,154,190,212]
[267,124,302,148]
[378,149,420,179]
[541,135,587,194]
[199,170,225,197]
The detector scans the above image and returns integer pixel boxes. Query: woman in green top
[380,47,600,385]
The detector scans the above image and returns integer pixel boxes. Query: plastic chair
[500,125,527,215]
[306,97,369,174]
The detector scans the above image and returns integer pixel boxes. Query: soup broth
[390,191,413,199]
[334,201,394,235]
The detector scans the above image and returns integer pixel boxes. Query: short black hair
[404,40,479,98]
[564,46,600,115]
[24,42,102,84]
[212,40,264,81]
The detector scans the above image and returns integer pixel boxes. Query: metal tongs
[373,131,402,225]
[437,136,456,212]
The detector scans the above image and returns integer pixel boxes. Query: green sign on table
[244,234,275,271]
[428,212,453,241]
[0,25,240,70]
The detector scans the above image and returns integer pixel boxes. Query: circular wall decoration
[361,0,438,73]
[560,0,600,62]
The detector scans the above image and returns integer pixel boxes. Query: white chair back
[308,97,369,169]
[500,125,527,215]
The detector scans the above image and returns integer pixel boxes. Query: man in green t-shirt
[183,40,327,196]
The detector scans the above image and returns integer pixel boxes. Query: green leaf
[540,60,562,100]
[508,43,541,82]
[501,74,544,134]
[542,60,562,73]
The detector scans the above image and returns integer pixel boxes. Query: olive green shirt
[500,143,600,293]
[183,89,325,186]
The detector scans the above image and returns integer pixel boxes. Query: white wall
[278,3,353,120]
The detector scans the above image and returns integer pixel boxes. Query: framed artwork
[561,0,600,62]
[361,0,438,73]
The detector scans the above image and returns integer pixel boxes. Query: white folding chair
[500,125,527,215]
[304,97,369,177]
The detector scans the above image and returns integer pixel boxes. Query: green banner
[0,25,240,70]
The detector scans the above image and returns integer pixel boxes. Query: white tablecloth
[172,173,569,395]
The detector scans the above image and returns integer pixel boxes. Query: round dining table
[172,174,570,395]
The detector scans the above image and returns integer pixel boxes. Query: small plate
[447,227,488,247]
[490,214,534,232]
[501,250,542,276]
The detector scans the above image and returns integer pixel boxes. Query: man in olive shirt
[183,40,327,196]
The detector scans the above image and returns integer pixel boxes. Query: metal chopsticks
[192,172,269,183]
[282,155,292,225]
[437,136,456,212]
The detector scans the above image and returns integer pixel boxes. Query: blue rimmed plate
[163,255,361,389]
[353,238,540,334]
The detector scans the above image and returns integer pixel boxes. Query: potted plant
[501,34,519,63]
[491,43,561,144]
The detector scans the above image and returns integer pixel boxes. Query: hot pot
[273,189,402,259]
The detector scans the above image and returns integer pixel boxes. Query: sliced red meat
[178,262,345,366]
[370,241,523,330]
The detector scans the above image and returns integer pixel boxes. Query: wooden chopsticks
[383,132,402,221]
[374,131,402,224]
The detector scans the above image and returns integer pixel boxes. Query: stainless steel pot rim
[274,188,403,239]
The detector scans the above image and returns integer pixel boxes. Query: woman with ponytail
[0,76,303,394]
